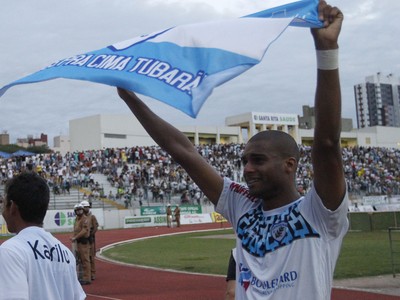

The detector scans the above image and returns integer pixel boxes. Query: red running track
[54,223,400,300]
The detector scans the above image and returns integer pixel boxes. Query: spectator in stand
[180,190,190,204]
[1,136,400,202]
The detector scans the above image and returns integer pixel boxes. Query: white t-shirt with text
[0,226,86,300]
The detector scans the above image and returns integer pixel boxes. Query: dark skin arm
[117,88,224,206]
[117,1,345,211]
[311,1,346,210]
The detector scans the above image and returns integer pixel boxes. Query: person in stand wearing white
[0,172,86,300]
[117,1,347,298]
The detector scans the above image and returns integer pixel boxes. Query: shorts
[226,250,236,281]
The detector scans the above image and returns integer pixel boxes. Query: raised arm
[117,88,224,205]
[311,1,346,210]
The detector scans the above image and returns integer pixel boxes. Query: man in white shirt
[0,172,86,300]
[117,1,346,299]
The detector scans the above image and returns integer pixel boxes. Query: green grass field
[102,229,236,274]
[102,229,398,279]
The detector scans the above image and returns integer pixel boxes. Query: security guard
[80,200,99,281]
[174,204,181,227]
[71,204,91,285]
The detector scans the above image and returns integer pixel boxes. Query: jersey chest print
[237,202,320,257]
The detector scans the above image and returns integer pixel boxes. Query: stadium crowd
[1,144,400,205]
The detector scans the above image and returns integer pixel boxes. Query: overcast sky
[1,0,399,146]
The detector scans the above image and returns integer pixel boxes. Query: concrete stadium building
[69,114,242,151]
[66,110,400,153]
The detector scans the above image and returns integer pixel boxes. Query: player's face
[242,140,286,199]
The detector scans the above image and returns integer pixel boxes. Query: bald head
[248,130,300,162]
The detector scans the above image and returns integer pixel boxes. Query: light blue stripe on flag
[0,0,321,117]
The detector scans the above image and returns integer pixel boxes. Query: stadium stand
[0,144,399,211]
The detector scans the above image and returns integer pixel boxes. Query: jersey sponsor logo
[237,201,320,257]
[250,270,298,295]
[27,240,72,264]
[239,262,298,295]
[239,263,251,291]
[229,182,258,202]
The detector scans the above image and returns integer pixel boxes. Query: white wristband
[316,49,339,70]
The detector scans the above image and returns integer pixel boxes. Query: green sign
[125,217,152,224]
[141,207,163,216]
[154,216,167,224]
[179,205,202,214]
[140,205,202,216]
